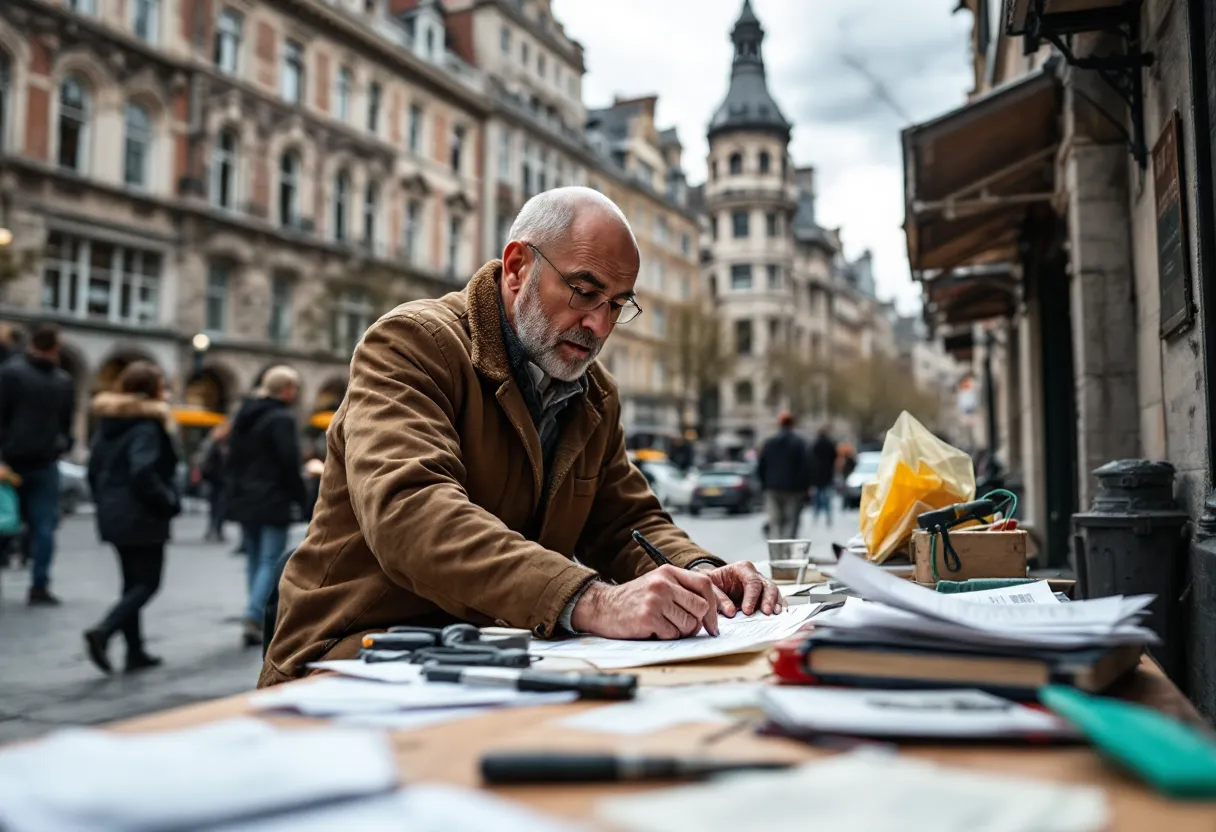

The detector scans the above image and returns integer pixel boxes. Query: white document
[956,580,1060,605]
[599,750,1108,832]
[251,676,576,717]
[335,707,494,731]
[218,783,588,832]
[529,605,819,670]
[308,659,425,684]
[761,687,1076,739]
[0,719,398,832]
[558,683,763,735]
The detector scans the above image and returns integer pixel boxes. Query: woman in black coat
[84,361,181,674]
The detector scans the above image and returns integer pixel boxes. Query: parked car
[638,460,696,513]
[690,463,761,515]
[841,450,882,509]
[58,460,91,515]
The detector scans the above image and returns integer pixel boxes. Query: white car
[638,460,696,513]
[842,451,882,509]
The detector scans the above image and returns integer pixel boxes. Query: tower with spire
[704,0,801,449]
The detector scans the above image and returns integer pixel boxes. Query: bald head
[506,186,638,257]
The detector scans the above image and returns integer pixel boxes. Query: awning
[924,265,1019,328]
[903,63,1061,274]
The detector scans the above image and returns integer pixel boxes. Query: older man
[259,188,782,686]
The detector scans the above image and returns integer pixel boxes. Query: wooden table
[106,653,1215,831]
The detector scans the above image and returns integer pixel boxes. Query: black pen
[422,666,637,700]
[480,752,794,785]
[632,529,675,568]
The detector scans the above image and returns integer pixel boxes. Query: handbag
[0,482,21,536]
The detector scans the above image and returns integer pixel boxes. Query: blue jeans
[812,486,833,521]
[16,463,60,590]
[243,524,289,624]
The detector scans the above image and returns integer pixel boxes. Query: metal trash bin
[1073,460,1190,684]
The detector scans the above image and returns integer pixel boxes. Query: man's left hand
[694,562,785,618]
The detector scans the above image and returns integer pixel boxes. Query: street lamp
[192,332,211,376]
[0,227,13,248]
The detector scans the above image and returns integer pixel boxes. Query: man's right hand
[569,566,720,639]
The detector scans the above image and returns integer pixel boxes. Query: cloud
[552,0,975,313]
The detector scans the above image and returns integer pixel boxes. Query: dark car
[689,464,760,516]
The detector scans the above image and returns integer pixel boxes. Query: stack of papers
[824,554,1158,650]
[251,676,575,717]
[528,605,820,670]
[0,719,398,831]
[598,749,1108,832]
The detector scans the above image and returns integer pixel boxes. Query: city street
[0,502,857,743]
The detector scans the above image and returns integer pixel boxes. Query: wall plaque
[1152,111,1196,338]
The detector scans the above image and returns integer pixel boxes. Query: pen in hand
[632,529,674,568]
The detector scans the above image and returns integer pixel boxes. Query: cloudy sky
[552,0,976,312]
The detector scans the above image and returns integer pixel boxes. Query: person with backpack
[83,361,180,674]
[225,367,307,648]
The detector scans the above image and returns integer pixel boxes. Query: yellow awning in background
[172,408,226,428]
[309,411,335,431]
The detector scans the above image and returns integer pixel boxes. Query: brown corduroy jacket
[258,261,722,687]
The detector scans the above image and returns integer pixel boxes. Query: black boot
[125,652,163,673]
[83,629,113,674]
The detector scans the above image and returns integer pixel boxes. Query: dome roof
[708,0,791,142]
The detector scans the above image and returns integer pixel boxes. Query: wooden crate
[911,529,1028,584]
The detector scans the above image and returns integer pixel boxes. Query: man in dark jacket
[0,324,75,604]
[226,366,307,647]
[756,412,811,539]
[809,427,839,526]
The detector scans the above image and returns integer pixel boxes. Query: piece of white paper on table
[528,605,818,670]
[558,683,764,735]
[834,554,1152,632]
[335,707,494,731]
[215,783,588,832]
[250,676,576,717]
[598,750,1108,832]
[955,580,1060,605]
[309,659,425,684]
[0,718,398,832]
[761,687,1075,739]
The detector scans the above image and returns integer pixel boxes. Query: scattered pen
[480,751,794,785]
[422,665,638,700]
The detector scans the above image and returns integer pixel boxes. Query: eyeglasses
[527,243,643,324]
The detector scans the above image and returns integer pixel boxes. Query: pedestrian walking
[0,323,75,604]
[756,412,812,540]
[226,366,307,648]
[83,362,180,674]
[809,426,839,526]
[200,422,230,542]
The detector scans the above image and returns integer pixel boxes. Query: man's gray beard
[513,275,602,382]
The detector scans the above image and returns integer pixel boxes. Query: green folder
[1040,685,1216,798]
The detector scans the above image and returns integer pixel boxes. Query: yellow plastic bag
[860,411,976,562]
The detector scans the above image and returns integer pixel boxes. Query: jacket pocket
[573,475,599,497]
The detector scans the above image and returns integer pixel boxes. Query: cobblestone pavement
[0,501,857,743]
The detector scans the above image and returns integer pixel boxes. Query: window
[521,41,529,65]
[555,158,565,187]
[408,104,422,153]
[759,151,771,174]
[730,263,752,290]
[537,148,549,191]
[731,210,749,238]
[41,232,161,326]
[768,318,780,346]
[332,170,350,243]
[728,152,742,175]
[655,216,669,245]
[131,0,159,42]
[269,274,292,345]
[538,53,546,77]
[710,216,718,240]
[213,9,242,75]
[404,198,421,262]
[653,308,667,338]
[766,212,779,237]
[335,65,352,122]
[425,28,435,58]
[282,39,304,104]
[710,160,717,181]
[123,103,152,189]
[205,262,229,333]
[500,26,511,54]
[57,77,90,172]
[450,125,465,172]
[681,234,691,256]
[0,54,9,151]
[363,183,377,248]
[333,288,372,354]
[278,151,299,228]
[635,160,654,187]
[210,129,238,210]
[447,215,462,277]
[522,141,533,197]
[735,380,754,406]
[367,81,381,133]
[767,264,780,290]
[498,129,511,182]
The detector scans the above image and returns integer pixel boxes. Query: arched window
[728,152,742,175]
[758,151,771,174]
[0,52,11,152]
[123,102,152,188]
[57,76,90,172]
[332,170,350,242]
[210,129,238,210]
[278,151,299,228]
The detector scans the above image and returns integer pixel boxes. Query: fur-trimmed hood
[90,391,175,435]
